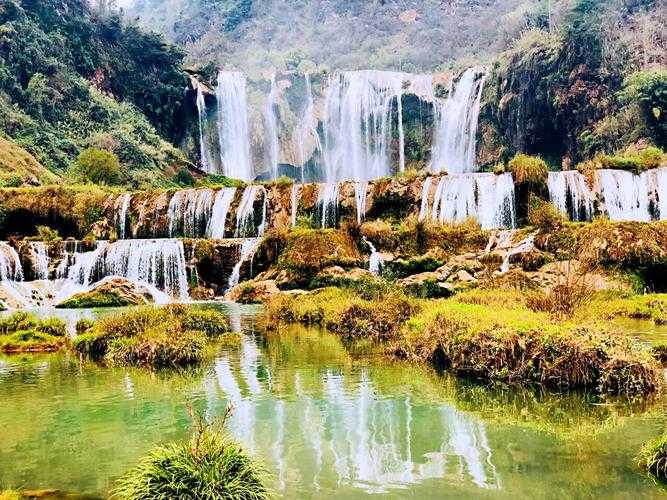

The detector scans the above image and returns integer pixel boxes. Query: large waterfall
[264,74,280,180]
[295,73,322,178]
[196,84,214,173]
[216,71,253,181]
[547,167,667,221]
[207,187,237,239]
[426,173,516,229]
[431,67,486,174]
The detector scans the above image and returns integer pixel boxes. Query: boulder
[225,280,281,304]
[56,278,155,308]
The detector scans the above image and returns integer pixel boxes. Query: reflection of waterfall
[216,71,253,181]
[431,67,486,174]
[317,182,339,228]
[430,173,516,229]
[547,171,593,221]
[207,188,236,239]
[264,74,280,180]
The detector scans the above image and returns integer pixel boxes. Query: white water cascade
[0,242,23,282]
[355,181,369,224]
[196,84,214,173]
[115,193,132,239]
[216,71,253,181]
[431,67,486,174]
[59,239,189,302]
[295,73,322,179]
[235,185,268,237]
[596,168,667,221]
[167,189,215,238]
[290,184,300,227]
[317,182,339,228]
[430,173,515,229]
[264,74,280,180]
[547,171,594,221]
[322,71,430,183]
[30,242,49,280]
[207,188,236,239]
[419,176,433,221]
[226,238,262,292]
[363,237,383,276]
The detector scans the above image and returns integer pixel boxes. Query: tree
[75,147,123,185]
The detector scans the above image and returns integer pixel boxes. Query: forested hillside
[0,0,190,187]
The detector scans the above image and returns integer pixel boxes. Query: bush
[508,154,548,185]
[0,311,66,352]
[527,197,565,230]
[636,432,667,480]
[112,428,270,500]
[35,225,61,242]
[74,148,123,185]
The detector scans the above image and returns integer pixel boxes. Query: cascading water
[196,84,214,173]
[431,173,515,229]
[596,168,667,221]
[0,242,23,282]
[235,186,268,237]
[363,237,383,276]
[226,238,262,292]
[419,177,433,222]
[322,71,407,183]
[354,181,368,225]
[207,188,236,239]
[217,71,253,181]
[547,171,594,221]
[167,189,215,238]
[30,242,49,280]
[115,193,132,239]
[431,67,486,174]
[290,184,300,227]
[264,74,280,180]
[295,74,322,179]
[317,183,339,228]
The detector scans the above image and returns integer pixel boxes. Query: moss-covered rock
[56,278,155,308]
[0,312,66,352]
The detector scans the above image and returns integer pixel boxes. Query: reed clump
[73,305,231,367]
[636,432,667,480]
[0,312,66,353]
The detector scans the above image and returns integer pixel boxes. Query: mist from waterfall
[264,74,280,180]
[431,67,486,174]
[216,71,253,181]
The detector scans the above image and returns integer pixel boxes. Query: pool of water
[0,305,665,498]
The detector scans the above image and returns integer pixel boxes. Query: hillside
[0,136,57,186]
[0,0,191,187]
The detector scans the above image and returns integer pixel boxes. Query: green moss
[636,432,667,480]
[56,290,140,309]
[112,429,270,500]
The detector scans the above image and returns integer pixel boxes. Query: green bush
[636,432,667,480]
[36,225,61,242]
[508,154,549,185]
[0,312,66,352]
[74,148,123,185]
[528,197,565,230]
[112,428,270,500]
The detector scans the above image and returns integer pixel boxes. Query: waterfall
[597,170,652,221]
[547,171,594,221]
[235,186,267,237]
[115,193,132,239]
[207,188,236,239]
[30,242,49,280]
[227,238,262,292]
[431,67,486,174]
[295,74,322,179]
[322,71,409,183]
[355,181,368,224]
[167,189,215,238]
[649,167,667,219]
[216,71,253,181]
[196,84,214,173]
[60,239,189,301]
[290,184,300,227]
[317,182,339,228]
[0,242,23,282]
[264,74,280,180]
[431,173,515,229]
[418,177,433,221]
[363,237,383,276]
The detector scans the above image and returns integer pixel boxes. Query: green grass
[112,428,271,500]
[56,290,142,309]
[637,432,667,480]
[0,312,66,353]
[73,305,232,367]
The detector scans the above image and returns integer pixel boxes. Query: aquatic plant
[73,305,231,367]
[0,312,66,353]
[112,410,270,500]
[636,432,667,480]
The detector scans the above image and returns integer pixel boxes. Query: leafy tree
[74,147,123,185]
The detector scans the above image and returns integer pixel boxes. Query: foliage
[0,136,56,187]
[528,197,565,231]
[57,289,141,309]
[73,148,123,185]
[619,70,667,145]
[73,305,231,367]
[0,311,66,352]
[636,432,667,479]
[508,154,548,185]
[35,225,60,242]
[112,424,270,500]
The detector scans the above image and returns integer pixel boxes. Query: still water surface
[0,304,665,498]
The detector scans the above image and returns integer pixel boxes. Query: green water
[0,305,666,499]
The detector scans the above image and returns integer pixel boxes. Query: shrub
[526,262,595,318]
[74,148,123,185]
[636,432,667,480]
[36,225,61,242]
[173,168,194,186]
[112,428,270,500]
[527,197,565,230]
[0,312,66,352]
[508,154,548,185]
[638,146,664,170]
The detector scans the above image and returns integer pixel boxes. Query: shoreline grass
[0,312,67,353]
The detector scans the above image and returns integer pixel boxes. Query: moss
[56,290,140,309]
[73,305,231,367]
[636,432,667,480]
[112,428,270,500]
[508,154,548,185]
[389,249,447,278]
[527,197,565,231]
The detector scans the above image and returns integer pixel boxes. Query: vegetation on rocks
[508,154,549,185]
[0,136,57,187]
[57,278,154,308]
[0,312,66,352]
[73,305,231,367]
[636,431,667,480]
